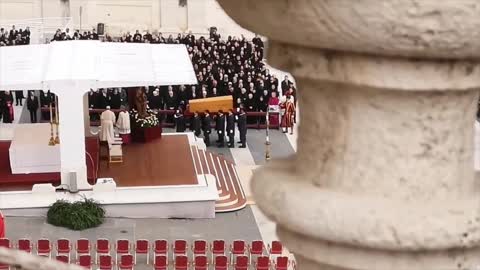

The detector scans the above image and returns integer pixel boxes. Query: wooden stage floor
[97,135,198,187]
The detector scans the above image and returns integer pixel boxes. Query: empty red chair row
[0,238,285,266]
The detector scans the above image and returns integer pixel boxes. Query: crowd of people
[0,25,31,46]
[1,25,298,144]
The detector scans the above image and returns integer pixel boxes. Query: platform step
[192,146,247,212]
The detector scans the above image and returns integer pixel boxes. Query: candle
[55,96,59,124]
[49,103,53,123]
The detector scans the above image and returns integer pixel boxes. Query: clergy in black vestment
[109,89,122,109]
[174,109,186,132]
[15,90,24,106]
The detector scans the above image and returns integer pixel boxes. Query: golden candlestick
[48,122,56,146]
[54,96,60,144]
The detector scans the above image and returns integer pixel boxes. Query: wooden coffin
[189,96,233,113]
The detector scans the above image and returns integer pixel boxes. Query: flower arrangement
[130,108,159,128]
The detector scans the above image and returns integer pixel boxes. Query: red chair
[233,255,249,270]
[0,238,10,249]
[193,255,208,270]
[76,238,90,260]
[78,254,92,269]
[274,256,290,270]
[98,254,114,270]
[230,240,246,261]
[17,238,32,253]
[115,239,130,262]
[56,238,71,261]
[249,240,265,263]
[211,239,226,260]
[269,241,283,256]
[153,255,168,270]
[255,256,271,270]
[153,239,168,258]
[37,238,52,258]
[214,255,228,270]
[95,238,110,263]
[192,239,207,256]
[134,239,149,264]
[173,239,187,258]
[118,254,134,270]
[56,254,69,264]
[174,255,189,270]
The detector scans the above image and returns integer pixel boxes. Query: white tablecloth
[9,123,60,174]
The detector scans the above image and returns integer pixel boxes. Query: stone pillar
[217,1,480,269]
[51,82,91,191]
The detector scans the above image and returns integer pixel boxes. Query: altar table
[9,124,60,174]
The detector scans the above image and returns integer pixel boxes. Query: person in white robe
[116,110,131,144]
[99,106,116,145]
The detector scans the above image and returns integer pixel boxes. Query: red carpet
[0,137,99,188]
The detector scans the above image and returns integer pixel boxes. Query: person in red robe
[267,91,280,126]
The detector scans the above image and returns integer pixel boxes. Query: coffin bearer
[202,110,212,147]
[226,109,236,148]
[27,91,39,123]
[237,108,247,148]
[215,110,226,148]
[191,111,202,137]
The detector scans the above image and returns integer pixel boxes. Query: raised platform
[0,132,247,218]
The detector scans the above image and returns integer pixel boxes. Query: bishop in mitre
[99,106,116,145]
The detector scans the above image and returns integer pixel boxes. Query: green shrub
[47,198,105,231]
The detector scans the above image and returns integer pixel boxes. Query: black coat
[110,94,121,109]
[15,90,24,99]
[216,114,225,133]
[27,96,38,111]
[150,95,163,110]
[237,112,247,134]
[174,113,186,132]
[202,115,212,134]
[226,113,235,136]
[191,115,202,135]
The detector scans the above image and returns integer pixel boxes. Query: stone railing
[217,1,480,269]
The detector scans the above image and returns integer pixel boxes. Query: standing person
[40,90,52,121]
[174,109,186,132]
[268,91,280,127]
[237,108,247,148]
[283,96,296,135]
[202,111,212,147]
[27,91,39,123]
[99,106,116,145]
[215,110,226,147]
[191,111,202,137]
[15,90,24,106]
[226,109,236,148]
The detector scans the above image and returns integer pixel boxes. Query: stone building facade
[0,0,254,37]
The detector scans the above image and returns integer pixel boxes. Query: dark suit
[15,91,24,106]
[191,115,202,137]
[202,114,212,147]
[27,96,39,123]
[237,112,247,147]
[215,113,226,147]
[226,113,235,147]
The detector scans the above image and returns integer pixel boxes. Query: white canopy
[0,40,197,91]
